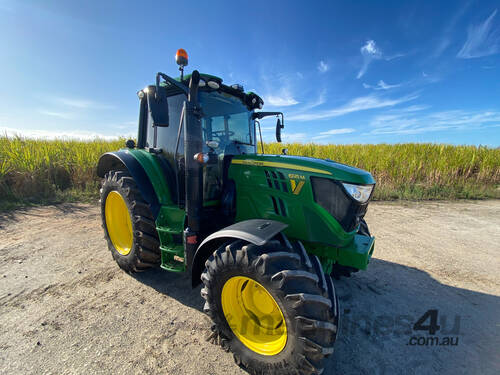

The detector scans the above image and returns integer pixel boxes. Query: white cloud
[377,80,400,90]
[357,40,406,78]
[287,93,418,121]
[390,104,430,113]
[361,40,381,55]
[457,9,500,59]
[264,87,299,107]
[367,109,500,135]
[293,89,326,113]
[282,132,308,142]
[432,38,451,59]
[265,95,299,107]
[38,109,73,119]
[260,131,308,143]
[363,80,402,90]
[53,96,115,110]
[317,60,330,73]
[419,71,441,84]
[320,128,355,135]
[312,128,355,140]
[35,95,116,120]
[258,125,276,133]
[357,40,382,79]
[384,53,406,61]
[0,126,126,140]
[278,90,327,123]
[431,2,471,58]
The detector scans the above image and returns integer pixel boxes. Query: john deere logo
[288,174,306,195]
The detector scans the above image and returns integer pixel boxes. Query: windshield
[200,91,254,148]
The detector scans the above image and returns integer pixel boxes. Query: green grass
[0,136,124,210]
[1,136,499,211]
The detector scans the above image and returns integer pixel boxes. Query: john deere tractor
[97,49,375,375]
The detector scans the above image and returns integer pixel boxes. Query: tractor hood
[231,154,375,185]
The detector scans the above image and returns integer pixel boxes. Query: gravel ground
[0,201,499,375]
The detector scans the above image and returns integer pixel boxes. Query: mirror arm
[252,111,283,120]
[252,112,285,143]
[156,72,189,96]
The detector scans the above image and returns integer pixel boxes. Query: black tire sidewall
[210,265,299,368]
[100,173,141,270]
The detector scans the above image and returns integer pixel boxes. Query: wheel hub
[105,191,133,255]
[221,276,287,356]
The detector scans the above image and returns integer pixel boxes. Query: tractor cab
[136,66,273,212]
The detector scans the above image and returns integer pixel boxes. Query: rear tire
[201,238,339,375]
[100,170,160,273]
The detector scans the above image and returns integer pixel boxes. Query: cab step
[160,244,186,272]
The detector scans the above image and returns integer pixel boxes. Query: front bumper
[337,234,375,270]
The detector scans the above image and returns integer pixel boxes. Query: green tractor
[97,49,375,375]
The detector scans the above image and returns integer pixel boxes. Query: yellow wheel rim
[105,191,133,255]
[221,276,287,356]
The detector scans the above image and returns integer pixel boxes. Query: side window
[146,93,186,157]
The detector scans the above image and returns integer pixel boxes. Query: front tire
[100,170,160,273]
[201,238,339,375]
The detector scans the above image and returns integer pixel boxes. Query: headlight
[342,183,374,203]
[311,177,373,233]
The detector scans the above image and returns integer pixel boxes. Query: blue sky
[0,0,499,145]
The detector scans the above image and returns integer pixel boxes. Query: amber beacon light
[175,48,188,80]
[176,49,188,66]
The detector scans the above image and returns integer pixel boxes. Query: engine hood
[231,154,375,185]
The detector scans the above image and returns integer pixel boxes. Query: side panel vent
[270,196,287,217]
[265,170,288,193]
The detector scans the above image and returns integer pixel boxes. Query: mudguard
[97,150,161,218]
[191,219,288,287]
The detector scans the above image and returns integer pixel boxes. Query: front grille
[311,177,368,232]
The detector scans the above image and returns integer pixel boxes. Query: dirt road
[0,201,499,375]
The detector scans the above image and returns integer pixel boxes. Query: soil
[0,201,499,375]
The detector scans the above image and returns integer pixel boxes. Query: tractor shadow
[326,258,500,375]
[132,258,499,375]
[132,267,204,311]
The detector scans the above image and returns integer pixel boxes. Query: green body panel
[125,149,186,272]
[125,149,174,205]
[230,154,375,184]
[228,154,375,270]
[306,235,375,273]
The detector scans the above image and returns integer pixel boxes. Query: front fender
[191,219,288,287]
[97,150,161,218]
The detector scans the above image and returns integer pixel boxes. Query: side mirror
[276,117,284,142]
[146,85,169,127]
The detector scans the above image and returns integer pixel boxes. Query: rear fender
[191,219,288,287]
[97,151,161,218]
